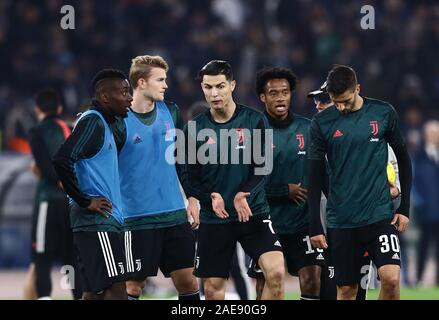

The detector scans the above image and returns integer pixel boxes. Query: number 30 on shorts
[379,234,400,253]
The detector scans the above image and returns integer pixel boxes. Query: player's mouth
[275,104,287,112]
[212,100,222,105]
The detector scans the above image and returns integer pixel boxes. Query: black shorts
[328,218,401,286]
[31,198,74,260]
[125,222,196,280]
[74,231,127,293]
[320,245,372,300]
[247,229,326,279]
[194,214,282,278]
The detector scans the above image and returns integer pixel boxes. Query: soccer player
[308,65,412,300]
[247,67,325,301]
[27,89,82,299]
[183,60,285,300]
[114,55,199,300]
[308,80,404,300]
[53,69,132,300]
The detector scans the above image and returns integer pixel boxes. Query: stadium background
[0,0,438,299]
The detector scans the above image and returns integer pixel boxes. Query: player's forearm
[265,184,289,198]
[241,119,268,197]
[52,153,91,208]
[321,165,329,198]
[308,159,325,236]
[241,173,265,194]
[391,144,412,217]
[183,163,212,204]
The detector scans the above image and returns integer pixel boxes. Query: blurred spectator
[413,120,439,286]
[402,105,424,155]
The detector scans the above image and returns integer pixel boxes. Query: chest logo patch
[333,129,343,138]
[235,128,246,149]
[296,134,305,149]
[370,120,380,142]
[133,134,143,144]
[370,120,379,135]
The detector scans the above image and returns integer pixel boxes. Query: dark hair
[91,68,128,93]
[326,65,357,95]
[197,60,233,82]
[255,67,297,95]
[35,88,60,114]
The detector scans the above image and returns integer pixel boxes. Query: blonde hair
[129,55,169,89]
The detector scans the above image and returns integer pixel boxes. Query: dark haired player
[308,65,412,300]
[53,69,132,300]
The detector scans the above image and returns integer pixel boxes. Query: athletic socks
[300,294,320,300]
[179,291,200,300]
[127,294,140,300]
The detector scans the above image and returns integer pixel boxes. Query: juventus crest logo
[328,266,335,279]
[118,262,125,275]
[370,120,379,136]
[235,128,246,149]
[135,259,141,271]
[296,134,305,149]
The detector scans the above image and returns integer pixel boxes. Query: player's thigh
[73,231,126,293]
[239,214,282,263]
[327,227,363,286]
[280,230,326,276]
[160,223,196,277]
[194,222,236,278]
[364,219,401,269]
[124,228,163,280]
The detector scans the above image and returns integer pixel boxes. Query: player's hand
[288,183,307,205]
[187,197,200,229]
[391,214,409,232]
[310,234,328,249]
[87,197,112,218]
[211,192,229,219]
[234,192,252,223]
[389,181,400,199]
[30,161,41,178]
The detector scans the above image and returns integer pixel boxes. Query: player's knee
[82,292,101,300]
[106,282,127,300]
[204,282,224,300]
[175,275,199,294]
[265,263,285,285]
[337,285,357,300]
[126,279,146,296]
[380,274,400,291]
[300,273,320,295]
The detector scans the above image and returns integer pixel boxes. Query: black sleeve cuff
[308,159,325,236]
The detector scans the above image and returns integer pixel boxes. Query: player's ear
[137,78,146,89]
[230,80,236,92]
[57,105,63,115]
[100,91,109,104]
[356,84,361,94]
[259,93,266,103]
